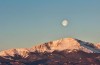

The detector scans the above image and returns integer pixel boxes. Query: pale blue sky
[0,0,100,50]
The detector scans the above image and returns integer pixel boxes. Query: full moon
[62,19,68,27]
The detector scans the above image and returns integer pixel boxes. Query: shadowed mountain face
[0,38,100,65]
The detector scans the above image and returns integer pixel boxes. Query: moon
[62,19,68,27]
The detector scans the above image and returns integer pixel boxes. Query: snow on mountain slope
[95,43,100,49]
[0,38,100,58]
[31,38,81,52]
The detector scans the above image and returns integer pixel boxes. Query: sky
[0,0,100,50]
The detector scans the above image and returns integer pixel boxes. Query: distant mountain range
[0,38,100,65]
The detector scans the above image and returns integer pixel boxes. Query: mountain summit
[31,38,100,53]
[32,38,81,52]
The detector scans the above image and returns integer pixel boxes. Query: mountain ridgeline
[0,38,100,65]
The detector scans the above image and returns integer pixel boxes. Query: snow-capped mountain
[0,38,100,58]
[0,38,100,65]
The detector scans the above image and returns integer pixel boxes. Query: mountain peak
[0,38,100,58]
[31,38,81,52]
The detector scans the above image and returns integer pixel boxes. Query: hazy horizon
[0,0,100,50]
